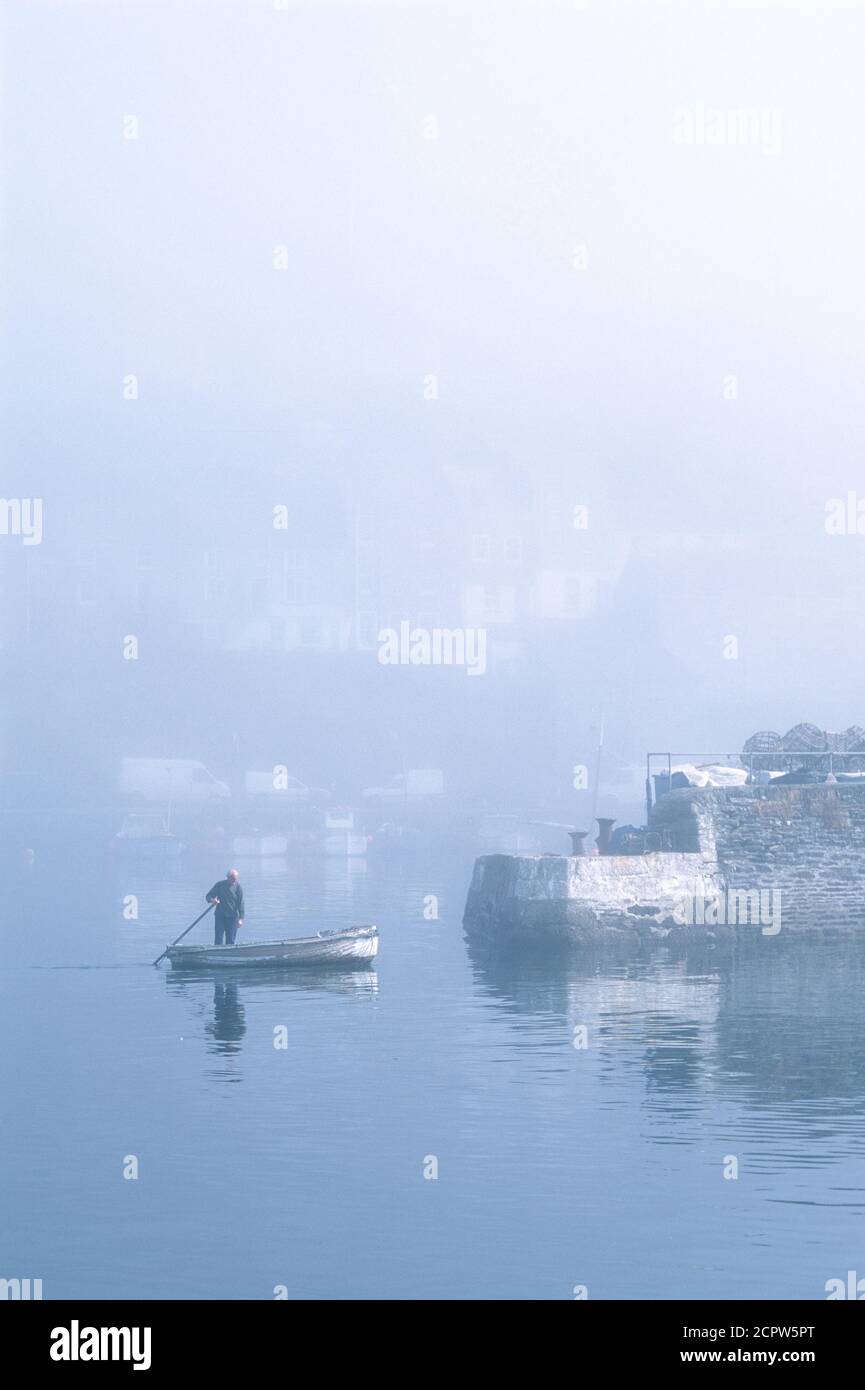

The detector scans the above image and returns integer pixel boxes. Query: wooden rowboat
[166,925,378,969]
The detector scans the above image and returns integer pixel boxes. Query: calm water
[3,842,865,1300]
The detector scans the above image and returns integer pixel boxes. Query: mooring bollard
[596,818,616,854]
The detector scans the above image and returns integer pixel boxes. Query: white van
[120,758,230,804]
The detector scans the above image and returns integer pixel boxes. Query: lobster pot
[841,726,865,772]
[779,722,826,771]
[741,730,782,772]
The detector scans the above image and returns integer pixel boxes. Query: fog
[3,0,865,819]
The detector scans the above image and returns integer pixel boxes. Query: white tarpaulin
[671,763,749,788]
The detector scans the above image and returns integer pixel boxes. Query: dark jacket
[207,879,245,921]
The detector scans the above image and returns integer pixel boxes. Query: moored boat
[322,807,369,857]
[114,812,185,856]
[232,833,288,857]
[165,924,378,969]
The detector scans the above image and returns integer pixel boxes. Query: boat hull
[166,925,378,969]
[232,834,288,857]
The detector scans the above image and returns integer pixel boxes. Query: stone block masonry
[463,850,723,944]
[650,785,865,933]
[462,785,865,942]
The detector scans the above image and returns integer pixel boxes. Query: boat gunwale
[166,925,378,956]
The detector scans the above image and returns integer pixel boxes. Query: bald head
[227,868,239,882]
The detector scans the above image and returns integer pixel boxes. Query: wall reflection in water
[465,935,865,1109]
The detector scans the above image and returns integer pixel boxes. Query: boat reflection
[166,962,378,992]
[165,965,379,1064]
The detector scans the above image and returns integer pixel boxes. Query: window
[204,552,224,601]
[78,568,98,604]
[356,611,379,649]
[283,551,313,604]
[134,577,152,614]
[471,534,491,563]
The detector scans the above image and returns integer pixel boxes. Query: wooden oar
[152,903,215,967]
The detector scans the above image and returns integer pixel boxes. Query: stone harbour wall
[463,849,723,945]
[650,785,865,932]
[463,785,865,943]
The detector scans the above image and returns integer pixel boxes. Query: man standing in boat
[206,868,245,946]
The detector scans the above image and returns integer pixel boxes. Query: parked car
[243,771,329,801]
[362,769,445,799]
